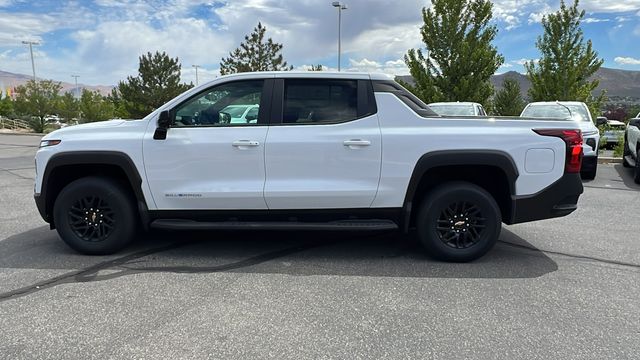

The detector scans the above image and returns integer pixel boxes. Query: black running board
[624,155,637,167]
[150,219,399,231]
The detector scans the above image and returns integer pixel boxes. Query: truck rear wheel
[416,182,501,262]
[53,177,137,255]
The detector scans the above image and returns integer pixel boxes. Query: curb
[598,157,622,164]
[0,131,44,137]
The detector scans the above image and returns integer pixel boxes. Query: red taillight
[533,129,583,173]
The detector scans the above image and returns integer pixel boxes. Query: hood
[607,120,626,126]
[43,119,138,139]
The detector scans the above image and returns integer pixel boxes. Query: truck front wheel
[53,177,137,255]
[416,182,501,262]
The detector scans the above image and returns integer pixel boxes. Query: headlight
[39,140,61,148]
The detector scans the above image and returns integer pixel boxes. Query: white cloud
[615,56,640,65]
[583,17,610,23]
[500,63,514,68]
[348,58,409,75]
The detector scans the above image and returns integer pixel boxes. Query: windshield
[521,104,591,121]
[428,104,475,116]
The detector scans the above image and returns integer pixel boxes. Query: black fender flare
[401,150,519,231]
[36,151,148,226]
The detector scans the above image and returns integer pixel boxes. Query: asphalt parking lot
[0,133,638,359]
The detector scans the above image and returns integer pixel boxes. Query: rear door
[263,77,381,209]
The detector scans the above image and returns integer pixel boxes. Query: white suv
[34,72,585,262]
[521,101,600,180]
[623,116,640,183]
[427,102,488,117]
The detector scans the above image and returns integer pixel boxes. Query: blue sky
[0,0,639,86]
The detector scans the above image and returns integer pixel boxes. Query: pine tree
[525,0,605,120]
[308,64,324,71]
[493,78,525,116]
[118,51,192,118]
[403,0,504,107]
[57,92,79,123]
[220,22,293,75]
[79,89,115,123]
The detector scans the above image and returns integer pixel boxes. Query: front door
[143,79,271,210]
[264,78,382,209]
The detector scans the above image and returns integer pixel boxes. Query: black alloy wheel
[53,177,137,255]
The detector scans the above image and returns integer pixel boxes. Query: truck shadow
[613,164,640,190]
[0,226,557,286]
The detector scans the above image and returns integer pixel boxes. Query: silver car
[596,117,626,147]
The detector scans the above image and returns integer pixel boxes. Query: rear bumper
[508,173,583,224]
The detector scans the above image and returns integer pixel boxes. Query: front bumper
[581,155,598,174]
[508,173,583,224]
[34,193,50,223]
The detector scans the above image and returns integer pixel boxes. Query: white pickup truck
[34,72,584,262]
[623,115,640,183]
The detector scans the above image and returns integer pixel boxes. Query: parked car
[221,104,260,124]
[427,102,487,116]
[34,72,584,262]
[520,101,600,180]
[596,117,626,147]
[622,116,640,183]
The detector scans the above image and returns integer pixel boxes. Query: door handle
[232,140,260,147]
[343,139,371,147]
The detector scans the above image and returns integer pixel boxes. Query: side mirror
[153,110,172,140]
[245,114,257,121]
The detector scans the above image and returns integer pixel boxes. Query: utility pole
[332,2,348,71]
[71,75,80,99]
[21,40,39,82]
[192,64,200,86]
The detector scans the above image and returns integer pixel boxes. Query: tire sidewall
[417,183,501,262]
[53,177,136,255]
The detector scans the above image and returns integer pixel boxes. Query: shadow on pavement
[613,164,640,190]
[0,226,557,283]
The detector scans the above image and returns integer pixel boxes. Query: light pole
[71,75,80,99]
[192,64,200,86]
[21,40,39,82]
[332,2,347,71]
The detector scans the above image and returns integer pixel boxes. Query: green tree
[220,22,293,75]
[79,89,115,123]
[57,92,79,122]
[403,0,504,106]
[117,51,192,118]
[14,80,62,133]
[308,64,324,71]
[525,0,605,121]
[493,78,525,116]
[106,88,130,118]
[0,96,14,118]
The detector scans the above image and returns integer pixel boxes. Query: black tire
[53,177,137,255]
[622,136,631,168]
[416,182,501,262]
[581,161,597,180]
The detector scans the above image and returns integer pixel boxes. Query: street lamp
[332,1,347,71]
[21,40,39,82]
[192,64,200,86]
[71,75,80,99]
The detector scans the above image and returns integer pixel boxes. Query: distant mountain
[0,70,114,96]
[398,67,640,101]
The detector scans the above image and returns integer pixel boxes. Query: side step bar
[624,155,637,168]
[150,219,399,231]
